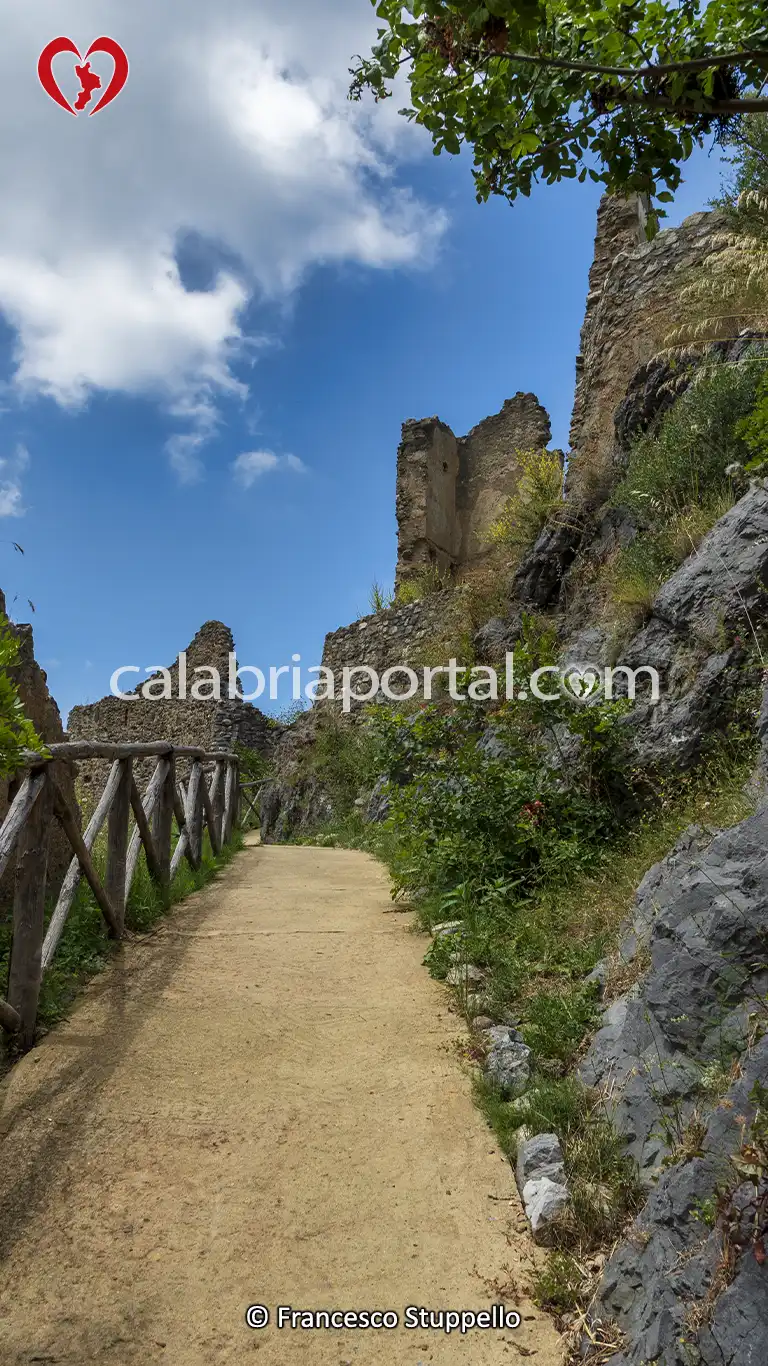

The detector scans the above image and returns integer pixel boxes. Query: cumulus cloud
[0,443,30,516]
[233,449,307,487]
[0,2,444,473]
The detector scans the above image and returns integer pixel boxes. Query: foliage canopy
[350,1,768,228]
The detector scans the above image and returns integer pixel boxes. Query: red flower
[521,800,545,824]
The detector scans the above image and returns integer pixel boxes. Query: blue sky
[0,1,729,720]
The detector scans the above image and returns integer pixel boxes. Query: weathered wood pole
[105,757,132,935]
[7,770,52,1049]
[212,759,226,848]
[189,762,205,868]
[152,755,175,887]
[200,768,221,857]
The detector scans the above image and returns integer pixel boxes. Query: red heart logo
[38,36,129,116]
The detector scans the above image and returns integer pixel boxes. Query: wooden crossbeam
[41,760,125,970]
[125,758,170,897]
[50,780,121,940]
[2,742,243,1049]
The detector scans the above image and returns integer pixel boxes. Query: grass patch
[486,448,565,561]
[474,1072,643,1255]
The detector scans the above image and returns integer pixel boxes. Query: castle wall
[68,620,276,799]
[456,394,551,562]
[395,419,459,586]
[567,195,727,501]
[321,590,462,698]
[395,394,551,586]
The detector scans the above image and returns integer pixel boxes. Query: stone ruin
[567,192,730,502]
[67,619,278,797]
[395,392,552,588]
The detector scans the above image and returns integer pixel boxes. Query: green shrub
[369,579,394,613]
[394,563,450,605]
[614,357,766,521]
[486,448,564,559]
[0,613,46,777]
[308,709,383,816]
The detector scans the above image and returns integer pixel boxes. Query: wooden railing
[0,742,241,1049]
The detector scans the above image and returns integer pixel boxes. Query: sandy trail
[0,838,562,1365]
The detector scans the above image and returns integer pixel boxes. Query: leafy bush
[486,448,564,559]
[615,358,765,522]
[308,708,383,815]
[370,681,632,904]
[0,613,46,777]
[738,369,768,466]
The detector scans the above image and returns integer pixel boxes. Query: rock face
[0,594,78,904]
[586,1037,768,1366]
[576,802,768,1359]
[512,512,584,609]
[652,485,768,637]
[396,394,551,587]
[614,332,768,459]
[563,486,768,774]
[259,776,333,844]
[580,808,768,1180]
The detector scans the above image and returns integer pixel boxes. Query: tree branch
[463,44,768,81]
[615,93,768,114]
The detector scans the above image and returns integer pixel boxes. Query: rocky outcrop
[577,804,768,1362]
[0,596,78,903]
[585,1038,768,1365]
[614,332,768,460]
[512,513,585,609]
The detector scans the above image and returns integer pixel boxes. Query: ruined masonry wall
[395,393,551,587]
[567,195,728,500]
[321,591,462,694]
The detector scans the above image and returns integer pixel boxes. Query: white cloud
[0,484,24,518]
[0,2,444,474]
[233,449,308,488]
[0,443,30,516]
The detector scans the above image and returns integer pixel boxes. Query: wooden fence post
[105,757,132,934]
[152,755,175,887]
[186,761,204,870]
[213,759,226,848]
[7,769,52,1049]
[222,757,239,845]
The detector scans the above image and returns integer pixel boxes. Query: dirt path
[0,839,562,1366]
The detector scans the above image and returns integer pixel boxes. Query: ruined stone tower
[395,392,551,587]
[567,192,727,502]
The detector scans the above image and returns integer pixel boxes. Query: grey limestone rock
[515,1133,567,1196]
[521,1176,571,1244]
